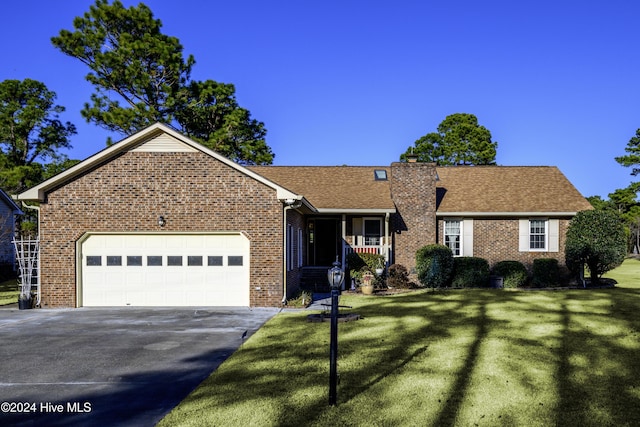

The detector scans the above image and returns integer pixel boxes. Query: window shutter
[548,219,559,252]
[463,219,474,256]
[519,219,529,252]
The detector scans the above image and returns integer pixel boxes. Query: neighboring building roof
[0,189,22,214]
[249,166,395,213]
[14,123,302,204]
[435,166,593,215]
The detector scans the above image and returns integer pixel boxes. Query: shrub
[491,260,528,288]
[532,258,559,288]
[415,244,454,288]
[451,257,490,288]
[387,264,411,289]
[286,289,314,308]
[346,252,385,281]
[565,210,627,285]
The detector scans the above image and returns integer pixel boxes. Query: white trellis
[12,236,40,306]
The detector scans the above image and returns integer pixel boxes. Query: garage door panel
[82,234,249,307]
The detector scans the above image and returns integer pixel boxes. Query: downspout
[21,202,41,307]
[282,199,302,304]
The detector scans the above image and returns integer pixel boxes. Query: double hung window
[444,220,462,256]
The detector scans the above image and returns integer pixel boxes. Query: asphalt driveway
[0,306,278,426]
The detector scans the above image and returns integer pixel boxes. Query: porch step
[300,267,331,293]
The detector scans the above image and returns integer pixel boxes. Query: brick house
[14,123,592,307]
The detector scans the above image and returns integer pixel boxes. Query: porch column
[341,214,347,290]
[385,212,390,266]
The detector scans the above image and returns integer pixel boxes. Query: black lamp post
[327,258,344,406]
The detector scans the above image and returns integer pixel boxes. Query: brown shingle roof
[436,166,593,213]
[248,166,394,210]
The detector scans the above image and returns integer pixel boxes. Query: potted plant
[18,282,32,310]
[361,269,375,295]
[375,258,384,276]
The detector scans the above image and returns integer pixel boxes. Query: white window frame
[519,218,558,253]
[529,219,547,251]
[444,219,463,256]
[363,218,382,246]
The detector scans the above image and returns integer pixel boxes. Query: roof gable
[15,123,300,202]
[436,166,593,215]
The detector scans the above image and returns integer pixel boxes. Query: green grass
[159,259,640,426]
[0,278,18,306]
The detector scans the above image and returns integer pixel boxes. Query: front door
[308,218,340,266]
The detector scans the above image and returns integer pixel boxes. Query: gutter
[435,211,579,217]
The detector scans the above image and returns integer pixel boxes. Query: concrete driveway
[0,306,278,426]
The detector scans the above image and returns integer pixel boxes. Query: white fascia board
[436,211,578,217]
[315,208,396,214]
[16,123,304,203]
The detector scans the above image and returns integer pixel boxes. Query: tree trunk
[588,261,599,286]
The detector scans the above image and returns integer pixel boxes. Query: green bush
[451,257,490,288]
[387,264,411,289]
[491,260,528,288]
[565,210,627,285]
[532,258,559,288]
[415,244,454,288]
[346,252,385,281]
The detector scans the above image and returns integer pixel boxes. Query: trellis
[12,236,40,306]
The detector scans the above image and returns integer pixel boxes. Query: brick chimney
[390,162,437,280]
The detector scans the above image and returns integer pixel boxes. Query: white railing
[346,245,384,255]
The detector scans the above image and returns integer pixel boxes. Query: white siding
[131,134,197,152]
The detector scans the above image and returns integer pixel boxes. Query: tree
[401,113,497,165]
[176,80,270,165]
[565,210,627,285]
[0,79,76,194]
[51,0,273,165]
[615,128,640,176]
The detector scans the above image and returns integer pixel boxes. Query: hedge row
[415,244,561,288]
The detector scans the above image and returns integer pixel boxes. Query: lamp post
[327,258,344,406]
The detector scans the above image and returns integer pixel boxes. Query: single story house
[0,188,22,271]
[14,123,592,307]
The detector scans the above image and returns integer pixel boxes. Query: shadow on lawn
[171,288,640,426]
[555,288,640,426]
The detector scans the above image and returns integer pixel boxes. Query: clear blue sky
[2,0,639,198]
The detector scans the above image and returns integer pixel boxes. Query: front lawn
[162,259,640,426]
[0,278,18,306]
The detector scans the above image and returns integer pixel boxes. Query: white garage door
[80,233,250,307]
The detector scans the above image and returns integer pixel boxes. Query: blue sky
[2,0,639,198]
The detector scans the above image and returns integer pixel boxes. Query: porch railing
[346,245,384,255]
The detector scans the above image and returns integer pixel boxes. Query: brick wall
[390,162,437,277]
[39,150,284,307]
[437,217,573,272]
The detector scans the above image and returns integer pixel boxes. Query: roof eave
[436,211,579,217]
[315,208,396,214]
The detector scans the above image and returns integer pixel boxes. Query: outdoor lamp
[158,215,166,227]
[327,259,345,290]
[327,257,344,406]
